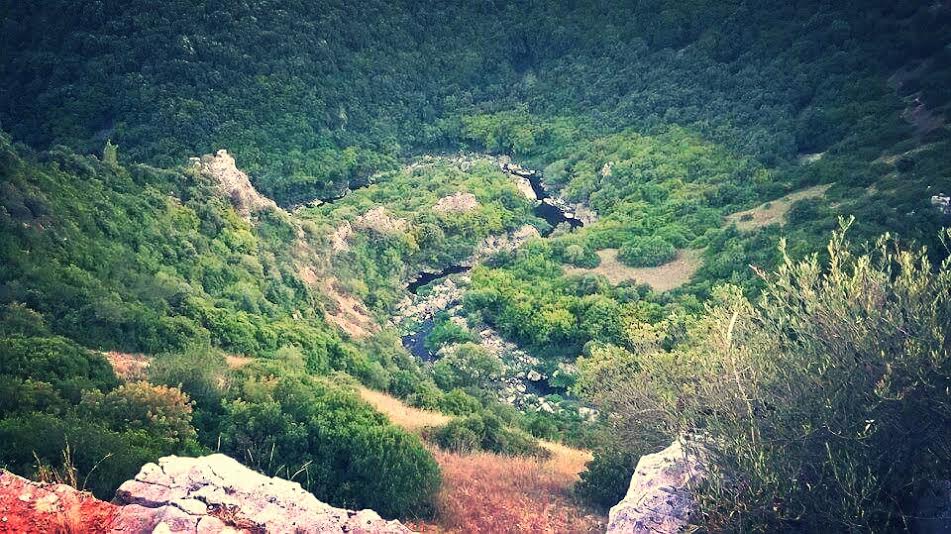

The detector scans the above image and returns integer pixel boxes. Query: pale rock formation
[433,192,479,213]
[607,440,704,534]
[114,454,413,534]
[330,220,353,252]
[513,175,538,201]
[195,150,276,218]
[354,206,408,234]
[469,224,540,263]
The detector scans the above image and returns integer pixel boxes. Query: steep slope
[0,138,443,517]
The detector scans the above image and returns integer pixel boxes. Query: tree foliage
[578,226,951,530]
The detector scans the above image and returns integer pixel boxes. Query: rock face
[114,454,414,533]
[607,440,704,534]
[0,454,413,533]
[195,149,276,218]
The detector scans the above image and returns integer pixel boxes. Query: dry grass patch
[409,449,603,534]
[225,355,253,369]
[564,248,702,292]
[725,184,830,231]
[103,352,151,381]
[356,386,451,431]
[356,387,602,533]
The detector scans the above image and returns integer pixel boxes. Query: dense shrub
[0,411,195,499]
[424,317,476,352]
[573,448,640,510]
[80,382,198,448]
[432,343,503,391]
[218,375,440,518]
[617,236,677,267]
[0,336,118,403]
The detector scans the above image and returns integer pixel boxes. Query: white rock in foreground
[114,454,414,533]
[607,440,704,534]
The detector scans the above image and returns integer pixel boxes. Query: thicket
[577,226,951,530]
[0,140,443,516]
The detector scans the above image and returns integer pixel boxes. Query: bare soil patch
[0,471,119,534]
[725,184,830,231]
[564,248,703,292]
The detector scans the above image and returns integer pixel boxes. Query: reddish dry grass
[102,351,151,381]
[359,386,605,533]
[408,448,604,534]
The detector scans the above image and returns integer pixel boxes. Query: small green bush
[432,343,503,391]
[428,413,547,457]
[574,448,640,510]
[218,375,440,518]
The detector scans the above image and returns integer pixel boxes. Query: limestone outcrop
[433,192,479,213]
[354,206,408,234]
[0,454,413,533]
[114,454,413,533]
[607,440,704,534]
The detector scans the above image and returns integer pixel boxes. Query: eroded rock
[607,440,704,534]
[195,150,276,218]
[354,206,408,234]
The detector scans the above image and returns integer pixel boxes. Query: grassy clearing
[356,386,603,533]
[724,184,830,231]
[563,248,703,292]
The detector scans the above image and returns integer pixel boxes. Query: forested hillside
[2,1,951,531]
[3,1,949,203]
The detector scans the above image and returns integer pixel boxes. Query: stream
[525,173,584,234]
[406,265,469,294]
[400,163,585,363]
[404,166,583,296]
[400,318,437,362]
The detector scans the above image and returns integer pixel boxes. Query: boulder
[354,206,408,234]
[433,192,479,213]
[607,440,704,534]
[113,454,414,533]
